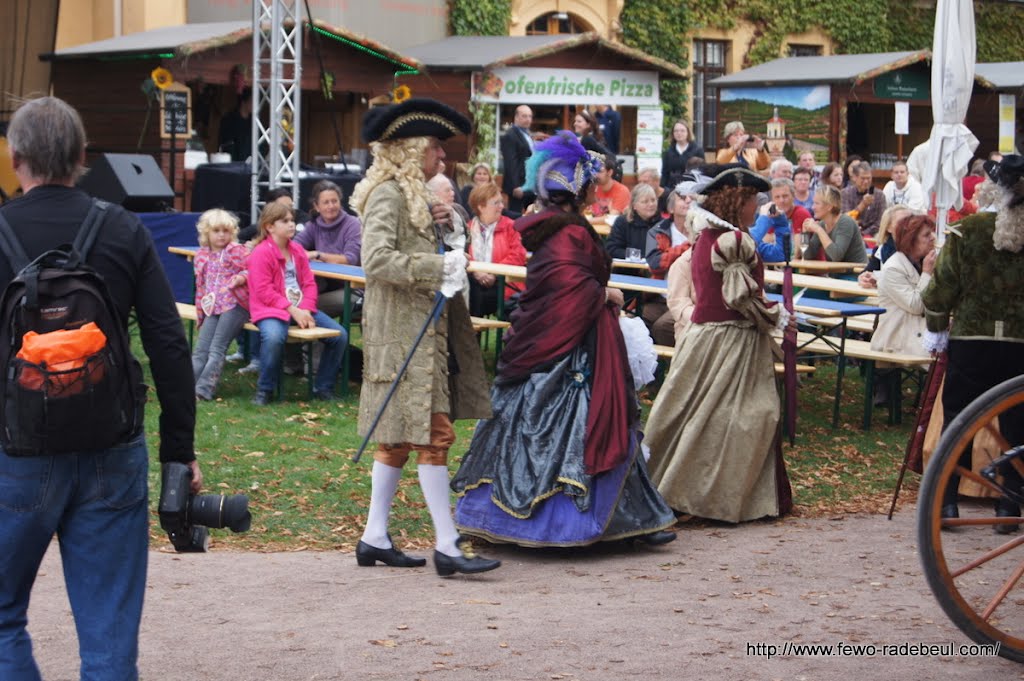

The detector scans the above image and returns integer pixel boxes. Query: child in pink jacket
[246,202,347,405]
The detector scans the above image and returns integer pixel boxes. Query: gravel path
[27,509,1022,680]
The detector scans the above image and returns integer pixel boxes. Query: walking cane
[352,292,447,463]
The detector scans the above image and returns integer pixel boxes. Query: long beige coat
[357,180,491,445]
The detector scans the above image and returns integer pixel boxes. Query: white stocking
[417,464,461,557]
[360,461,403,549]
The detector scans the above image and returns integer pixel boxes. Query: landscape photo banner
[474,67,659,106]
[720,85,831,162]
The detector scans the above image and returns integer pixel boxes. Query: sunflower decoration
[280,110,295,153]
[151,67,174,90]
[392,84,411,103]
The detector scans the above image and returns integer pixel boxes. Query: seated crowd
[194,110,1001,426]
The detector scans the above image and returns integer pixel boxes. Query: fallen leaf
[369,639,397,647]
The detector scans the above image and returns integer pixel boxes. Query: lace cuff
[922,330,949,354]
[441,250,468,299]
[775,305,791,333]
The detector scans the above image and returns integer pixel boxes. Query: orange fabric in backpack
[16,322,108,396]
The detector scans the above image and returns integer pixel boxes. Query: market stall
[400,33,686,178]
[709,50,1006,170]
[43,20,420,209]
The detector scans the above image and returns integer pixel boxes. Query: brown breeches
[373,412,455,467]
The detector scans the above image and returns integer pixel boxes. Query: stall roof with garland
[42,19,421,71]
[404,33,686,77]
[974,62,1024,91]
[710,51,930,87]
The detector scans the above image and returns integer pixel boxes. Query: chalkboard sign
[160,85,192,139]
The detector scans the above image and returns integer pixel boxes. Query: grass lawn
[144,329,922,552]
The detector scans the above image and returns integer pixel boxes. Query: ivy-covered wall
[447,0,510,37]
[888,1,1024,63]
[447,0,510,167]
[618,0,690,125]
[446,0,1024,159]
[687,0,1024,67]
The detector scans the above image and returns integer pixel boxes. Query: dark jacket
[606,212,661,260]
[0,186,195,463]
[500,126,532,211]
[661,143,705,189]
[597,109,622,154]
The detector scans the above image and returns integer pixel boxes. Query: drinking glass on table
[800,231,812,258]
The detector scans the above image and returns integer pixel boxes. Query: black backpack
[0,200,144,456]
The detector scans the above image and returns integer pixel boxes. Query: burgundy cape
[497,208,633,475]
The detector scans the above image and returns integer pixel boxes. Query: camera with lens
[159,461,252,552]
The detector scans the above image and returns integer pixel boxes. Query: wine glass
[800,231,812,258]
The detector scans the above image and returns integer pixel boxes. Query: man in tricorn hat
[923,154,1024,529]
[349,98,500,576]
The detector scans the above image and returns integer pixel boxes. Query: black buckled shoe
[940,503,959,532]
[356,538,427,568]
[636,530,677,546]
[434,539,501,577]
[994,498,1021,535]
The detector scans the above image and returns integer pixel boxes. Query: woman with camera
[715,121,770,172]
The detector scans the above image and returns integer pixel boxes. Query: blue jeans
[193,306,249,399]
[256,312,347,394]
[0,435,150,681]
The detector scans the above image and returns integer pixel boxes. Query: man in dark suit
[596,105,621,154]
[500,105,535,213]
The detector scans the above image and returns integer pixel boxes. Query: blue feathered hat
[521,130,603,200]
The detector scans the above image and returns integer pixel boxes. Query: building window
[526,12,588,35]
[693,40,727,150]
[789,44,823,57]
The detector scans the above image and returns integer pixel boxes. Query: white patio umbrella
[921,0,979,245]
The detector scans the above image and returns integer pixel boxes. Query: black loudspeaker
[78,153,174,212]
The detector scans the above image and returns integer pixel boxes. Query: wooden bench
[806,315,879,336]
[652,344,815,377]
[470,316,511,333]
[785,330,933,430]
[177,303,342,398]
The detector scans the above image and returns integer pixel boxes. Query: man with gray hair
[751,178,812,262]
[0,97,201,680]
[757,158,795,208]
[797,151,820,190]
[840,161,887,236]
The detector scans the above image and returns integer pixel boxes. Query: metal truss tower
[251,0,303,222]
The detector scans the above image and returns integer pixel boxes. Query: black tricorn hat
[983,154,1024,189]
[361,98,471,144]
[700,163,771,194]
